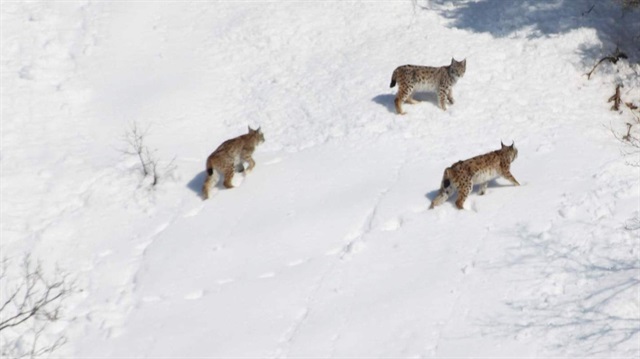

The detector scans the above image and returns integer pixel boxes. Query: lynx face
[429,141,520,210]
[252,127,265,144]
[390,58,466,114]
[201,126,265,200]
[449,58,466,79]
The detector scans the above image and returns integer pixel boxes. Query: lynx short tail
[390,68,400,88]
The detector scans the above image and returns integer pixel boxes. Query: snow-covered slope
[2,1,638,357]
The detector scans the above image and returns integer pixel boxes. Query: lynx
[390,58,466,114]
[429,141,519,210]
[202,126,265,200]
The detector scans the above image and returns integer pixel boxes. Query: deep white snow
[1,0,639,357]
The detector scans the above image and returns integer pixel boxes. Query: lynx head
[500,141,518,162]
[248,126,265,144]
[450,58,466,78]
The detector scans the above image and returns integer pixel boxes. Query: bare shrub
[608,84,624,111]
[0,255,74,358]
[121,122,176,187]
[610,99,640,167]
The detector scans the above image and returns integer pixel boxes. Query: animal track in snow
[135,239,153,252]
[152,222,170,237]
[461,262,475,275]
[410,205,426,213]
[184,290,205,300]
[343,228,363,242]
[339,241,366,260]
[536,143,554,154]
[142,295,163,303]
[287,259,305,267]
[558,205,577,219]
[98,250,113,257]
[264,157,283,165]
[183,204,203,218]
[380,217,402,231]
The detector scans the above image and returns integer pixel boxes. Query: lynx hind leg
[478,182,489,195]
[241,152,256,172]
[447,88,454,105]
[455,180,473,210]
[394,84,412,115]
[503,170,520,186]
[246,158,256,172]
[394,96,405,115]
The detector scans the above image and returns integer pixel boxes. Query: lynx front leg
[438,89,448,111]
[455,180,473,210]
[394,85,412,115]
[478,182,489,195]
[246,158,256,172]
[502,170,520,186]
[242,154,256,172]
[447,88,455,105]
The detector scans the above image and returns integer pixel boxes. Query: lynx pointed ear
[248,125,254,132]
[462,58,467,65]
[257,126,261,132]
[501,141,506,149]
[511,140,515,148]
[451,57,455,64]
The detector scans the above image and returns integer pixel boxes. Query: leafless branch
[608,84,624,111]
[585,47,628,79]
[121,121,176,188]
[121,122,151,177]
[0,255,74,358]
[582,4,595,16]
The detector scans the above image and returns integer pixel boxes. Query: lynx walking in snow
[202,126,265,200]
[390,58,466,114]
[430,141,519,210]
